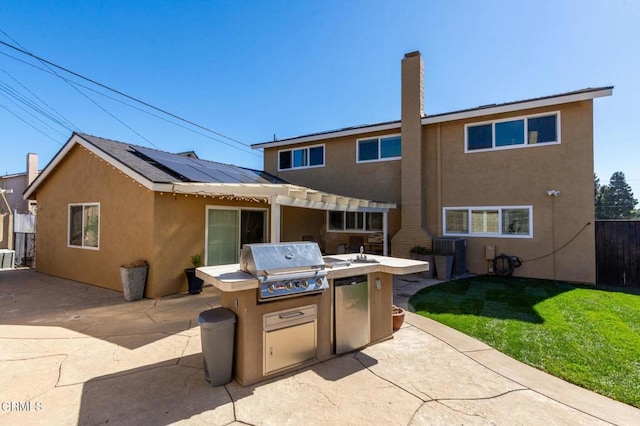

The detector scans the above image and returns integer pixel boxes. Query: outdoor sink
[350,257,380,264]
[324,257,352,268]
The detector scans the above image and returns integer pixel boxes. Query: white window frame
[465,111,561,153]
[356,134,402,163]
[68,202,100,250]
[277,144,325,170]
[326,211,383,233]
[443,206,533,238]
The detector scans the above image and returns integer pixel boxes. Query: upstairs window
[278,145,324,170]
[357,135,401,163]
[466,112,559,152]
[69,203,100,249]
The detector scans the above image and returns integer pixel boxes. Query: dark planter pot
[410,253,434,279]
[185,268,204,294]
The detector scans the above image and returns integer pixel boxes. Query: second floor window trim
[278,144,325,170]
[356,134,402,163]
[465,111,560,153]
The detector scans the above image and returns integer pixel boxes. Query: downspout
[436,122,443,236]
[0,189,13,250]
[383,211,389,256]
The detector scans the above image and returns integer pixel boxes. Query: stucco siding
[281,206,325,246]
[430,101,595,282]
[150,194,269,297]
[265,100,596,283]
[33,144,275,298]
[34,144,154,293]
[264,131,401,204]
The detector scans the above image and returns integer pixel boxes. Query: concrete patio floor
[1,269,638,425]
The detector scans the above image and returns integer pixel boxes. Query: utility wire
[521,222,591,263]
[59,74,260,156]
[0,67,78,131]
[0,81,74,134]
[0,102,63,144]
[0,38,253,149]
[0,96,68,139]
[0,50,259,157]
[0,31,158,148]
[0,40,261,158]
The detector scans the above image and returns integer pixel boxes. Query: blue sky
[0,0,638,197]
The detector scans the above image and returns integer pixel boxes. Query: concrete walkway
[1,269,638,425]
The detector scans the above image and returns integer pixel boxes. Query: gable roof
[23,132,286,199]
[252,86,613,149]
[81,133,286,185]
[23,132,395,212]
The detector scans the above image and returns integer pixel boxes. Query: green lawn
[409,275,640,408]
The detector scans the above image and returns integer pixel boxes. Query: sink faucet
[359,245,367,260]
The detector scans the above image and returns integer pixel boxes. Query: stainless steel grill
[239,242,329,302]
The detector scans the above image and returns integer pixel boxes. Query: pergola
[166,182,396,256]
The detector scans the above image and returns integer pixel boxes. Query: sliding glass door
[206,207,267,266]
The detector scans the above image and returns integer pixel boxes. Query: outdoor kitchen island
[196,243,429,386]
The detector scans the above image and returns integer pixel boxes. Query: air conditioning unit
[433,238,467,278]
[0,249,15,270]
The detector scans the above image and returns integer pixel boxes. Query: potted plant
[392,305,405,331]
[409,246,434,279]
[184,253,204,295]
[120,259,148,302]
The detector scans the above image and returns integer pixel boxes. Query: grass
[409,275,640,408]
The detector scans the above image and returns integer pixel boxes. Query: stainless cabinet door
[264,321,316,374]
[335,281,370,354]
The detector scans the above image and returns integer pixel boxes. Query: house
[1,153,38,250]
[252,51,613,283]
[23,133,394,297]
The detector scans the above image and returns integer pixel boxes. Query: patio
[1,269,637,425]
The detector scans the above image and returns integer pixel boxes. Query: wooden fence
[595,220,640,287]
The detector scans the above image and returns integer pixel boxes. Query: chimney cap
[404,51,421,58]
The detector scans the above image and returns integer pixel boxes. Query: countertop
[196,254,429,292]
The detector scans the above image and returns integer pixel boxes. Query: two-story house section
[252,51,612,284]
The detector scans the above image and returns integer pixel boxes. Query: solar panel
[133,145,275,184]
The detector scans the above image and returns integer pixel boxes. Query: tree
[594,173,606,219]
[595,171,638,219]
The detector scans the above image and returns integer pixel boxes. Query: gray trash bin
[198,308,236,386]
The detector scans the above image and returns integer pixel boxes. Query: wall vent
[0,249,15,270]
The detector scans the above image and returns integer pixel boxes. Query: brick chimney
[391,51,433,257]
[27,153,38,185]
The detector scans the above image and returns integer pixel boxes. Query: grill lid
[240,242,325,277]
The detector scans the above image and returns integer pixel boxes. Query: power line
[0,38,253,150]
[0,102,63,144]
[0,67,78,131]
[0,49,260,157]
[0,80,74,134]
[0,31,158,149]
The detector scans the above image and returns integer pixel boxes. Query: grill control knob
[267,284,276,293]
[285,282,293,290]
[316,278,324,287]
[301,280,309,289]
[294,281,301,288]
